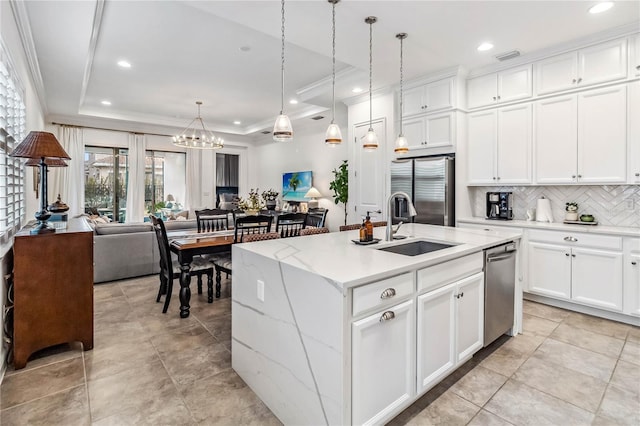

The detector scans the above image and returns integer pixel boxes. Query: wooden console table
[13,218,94,369]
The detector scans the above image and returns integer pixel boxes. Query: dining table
[168,229,235,318]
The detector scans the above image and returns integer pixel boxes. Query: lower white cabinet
[623,238,640,317]
[351,299,415,426]
[528,241,572,299]
[571,247,623,311]
[416,272,484,394]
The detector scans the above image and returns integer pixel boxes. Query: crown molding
[78,0,105,111]
[10,0,48,116]
[341,86,392,106]
[295,66,363,101]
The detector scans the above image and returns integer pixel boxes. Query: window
[84,147,128,222]
[145,150,186,215]
[215,153,239,205]
[0,42,26,239]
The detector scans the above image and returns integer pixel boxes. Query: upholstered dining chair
[300,227,329,236]
[339,223,361,231]
[195,208,230,232]
[242,232,282,242]
[372,221,388,227]
[150,216,215,313]
[275,212,307,238]
[209,214,275,298]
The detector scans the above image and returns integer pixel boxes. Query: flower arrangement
[261,188,279,202]
[238,188,264,211]
[565,202,578,212]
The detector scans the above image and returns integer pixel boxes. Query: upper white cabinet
[632,34,640,78]
[403,77,454,117]
[535,38,627,96]
[467,104,532,185]
[628,81,640,183]
[467,64,532,109]
[534,85,627,184]
[402,112,455,151]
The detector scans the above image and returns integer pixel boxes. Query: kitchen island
[231,224,521,425]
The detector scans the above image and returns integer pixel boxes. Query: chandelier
[173,101,224,149]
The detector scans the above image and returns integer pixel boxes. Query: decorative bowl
[579,214,595,222]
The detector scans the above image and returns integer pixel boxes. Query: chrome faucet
[386,191,417,241]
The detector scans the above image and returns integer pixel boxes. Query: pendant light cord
[331,1,336,124]
[280,0,286,115]
[399,36,404,136]
[368,19,373,132]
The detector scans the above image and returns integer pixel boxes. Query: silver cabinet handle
[572,175,576,179]
[424,105,428,109]
[577,77,582,83]
[636,65,640,70]
[421,105,425,109]
[492,177,497,180]
[379,311,395,322]
[492,96,497,101]
[497,177,501,180]
[572,78,577,84]
[497,95,501,100]
[564,236,578,242]
[572,254,576,258]
[632,261,638,266]
[455,292,465,299]
[380,288,396,299]
[577,174,582,178]
[565,253,570,257]
[635,173,639,177]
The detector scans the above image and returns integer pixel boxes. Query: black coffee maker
[486,192,513,220]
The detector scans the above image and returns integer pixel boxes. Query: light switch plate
[257,280,265,302]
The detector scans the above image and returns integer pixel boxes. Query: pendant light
[325,0,342,146]
[273,0,293,142]
[394,33,409,154]
[362,16,378,151]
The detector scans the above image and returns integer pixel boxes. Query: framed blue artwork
[282,171,312,201]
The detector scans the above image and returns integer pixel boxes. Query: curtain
[51,126,84,217]
[185,149,201,212]
[126,133,146,223]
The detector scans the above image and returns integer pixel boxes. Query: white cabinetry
[535,38,627,95]
[403,112,455,150]
[467,64,532,109]
[352,299,415,426]
[628,81,640,183]
[534,85,627,184]
[527,230,624,312]
[403,77,454,116]
[632,34,640,78]
[623,238,640,318]
[467,104,531,185]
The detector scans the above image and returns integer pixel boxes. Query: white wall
[249,106,348,231]
[1,0,46,378]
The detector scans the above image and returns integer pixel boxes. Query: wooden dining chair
[339,223,361,231]
[306,208,328,228]
[195,208,231,232]
[242,232,282,242]
[300,227,329,236]
[275,213,307,238]
[150,216,216,312]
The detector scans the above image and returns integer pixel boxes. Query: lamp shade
[304,187,322,199]
[9,131,70,160]
[325,123,343,145]
[362,129,379,151]
[273,114,293,142]
[394,135,409,154]
[25,158,68,167]
[166,194,175,202]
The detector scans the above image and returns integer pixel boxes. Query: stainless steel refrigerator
[390,155,455,226]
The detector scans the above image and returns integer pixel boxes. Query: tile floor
[0,274,638,425]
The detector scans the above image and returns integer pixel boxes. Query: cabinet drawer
[352,273,414,317]
[528,229,622,250]
[417,253,483,294]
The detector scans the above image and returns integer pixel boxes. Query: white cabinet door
[628,81,640,183]
[425,78,454,112]
[353,120,385,220]
[578,38,627,87]
[534,95,578,184]
[633,34,640,78]
[416,283,456,394]
[403,116,426,149]
[456,272,484,363]
[528,242,571,300]
[403,85,425,117]
[467,73,497,109]
[577,86,627,183]
[467,110,497,184]
[571,247,623,312]
[498,64,532,103]
[497,104,532,184]
[535,51,578,95]
[425,112,454,148]
[624,252,640,317]
[352,299,415,426]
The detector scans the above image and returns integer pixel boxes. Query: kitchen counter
[231,224,521,425]
[458,217,640,237]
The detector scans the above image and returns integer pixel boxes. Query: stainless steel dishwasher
[484,242,517,347]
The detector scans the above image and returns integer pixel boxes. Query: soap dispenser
[359,220,367,242]
[364,211,373,241]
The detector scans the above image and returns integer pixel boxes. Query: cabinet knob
[421,105,425,109]
[497,95,501,100]
[379,311,396,322]
[636,65,640,70]
[577,174,582,178]
[492,96,497,101]
[572,254,576,258]
[497,177,501,180]
[564,236,578,242]
[492,177,496,180]
[631,261,637,265]
[635,173,639,177]
[565,253,570,257]
[380,288,396,299]
[424,105,428,109]
[577,77,582,83]
[572,175,576,179]
[572,79,577,84]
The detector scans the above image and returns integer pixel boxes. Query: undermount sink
[378,240,456,256]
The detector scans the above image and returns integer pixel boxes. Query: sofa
[84,216,199,283]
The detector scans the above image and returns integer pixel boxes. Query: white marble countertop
[458,217,640,237]
[233,223,521,289]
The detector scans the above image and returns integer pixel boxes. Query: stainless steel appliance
[390,155,455,226]
[486,191,513,220]
[484,242,517,347]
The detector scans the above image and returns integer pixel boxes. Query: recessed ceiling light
[352,87,363,93]
[101,100,111,106]
[477,42,494,52]
[117,60,131,68]
[289,99,298,105]
[589,2,614,14]
[233,120,241,125]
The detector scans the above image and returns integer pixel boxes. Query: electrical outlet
[257,280,264,302]
[626,199,635,210]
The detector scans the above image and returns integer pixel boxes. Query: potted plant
[329,160,349,226]
[261,189,279,211]
[565,202,579,221]
[238,189,264,215]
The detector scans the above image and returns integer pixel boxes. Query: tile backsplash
[470,186,640,228]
